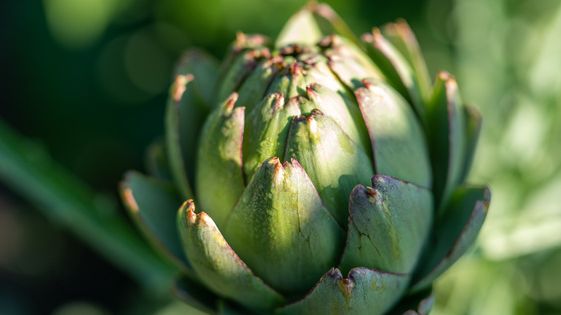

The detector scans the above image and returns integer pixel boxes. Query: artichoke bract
[120,3,491,315]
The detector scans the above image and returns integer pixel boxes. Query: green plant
[120,3,490,314]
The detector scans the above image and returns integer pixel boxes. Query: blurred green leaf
[0,119,177,294]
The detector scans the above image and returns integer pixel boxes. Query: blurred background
[1,0,561,314]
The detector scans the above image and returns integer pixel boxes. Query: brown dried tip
[289,62,304,76]
[305,83,319,97]
[387,19,416,43]
[271,93,285,111]
[306,108,323,121]
[246,47,272,61]
[361,28,384,45]
[266,157,284,174]
[301,54,320,66]
[266,55,285,69]
[182,199,197,224]
[121,186,139,213]
[306,0,319,9]
[234,33,268,51]
[361,78,374,89]
[361,33,373,43]
[268,156,281,165]
[438,71,453,81]
[309,108,323,116]
[280,44,305,56]
[294,108,323,124]
[318,35,333,48]
[288,158,303,169]
[438,71,458,97]
[312,3,337,20]
[318,35,340,48]
[366,187,378,199]
[185,199,196,211]
[337,278,355,299]
[273,159,283,173]
[225,92,239,111]
[172,74,194,103]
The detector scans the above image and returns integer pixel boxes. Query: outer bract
[120,3,491,315]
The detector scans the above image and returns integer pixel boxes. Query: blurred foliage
[433,0,561,314]
[1,0,561,314]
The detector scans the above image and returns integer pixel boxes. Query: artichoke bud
[122,3,491,314]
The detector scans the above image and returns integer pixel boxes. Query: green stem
[0,120,177,294]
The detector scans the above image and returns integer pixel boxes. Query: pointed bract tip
[318,35,337,48]
[172,74,194,103]
[280,44,306,56]
[361,32,374,43]
[182,199,196,212]
[312,3,337,20]
[266,156,281,166]
[293,108,323,124]
[326,267,343,279]
[234,33,268,51]
[353,86,369,100]
[264,157,285,183]
[437,71,454,82]
[309,108,323,117]
[371,173,394,187]
[393,19,416,40]
[245,47,271,62]
[268,55,285,68]
[288,158,303,169]
[236,32,247,43]
[365,186,378,199]
[305,83,319,98]
[395,18,409,27]
[337,277,355,299]
[289,62,304,76]
[180,199,197,224]
[197,212,214,227]
[437,71,458,96]
[363,28,388,50]
[271,93,285,111]
[120,186,139,213]
[370,27,383,39]
[224,92,239,111]
[361,78,374,89]
[305,0,319,10]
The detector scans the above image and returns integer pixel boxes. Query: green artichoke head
[120,3,491,315]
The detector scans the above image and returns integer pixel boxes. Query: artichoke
[120,3,491,315]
